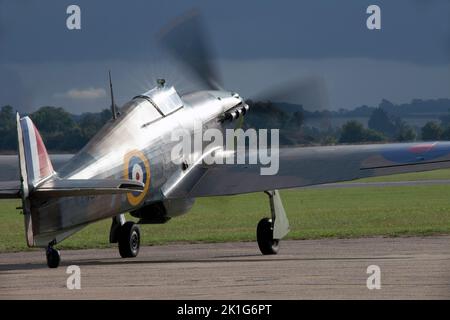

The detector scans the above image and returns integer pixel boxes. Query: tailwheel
[118,221,140,258]
[46,246,61,268]
[257,218,279,255]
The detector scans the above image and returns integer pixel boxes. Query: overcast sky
[0,0,449,113]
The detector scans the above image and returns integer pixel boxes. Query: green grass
[355,168,450,182]
[1,169,450,252]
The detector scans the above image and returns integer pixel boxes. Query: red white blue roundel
[123,150,150,206]
[382,142,449,164]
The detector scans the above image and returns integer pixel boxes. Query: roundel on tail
[123,150,150,206]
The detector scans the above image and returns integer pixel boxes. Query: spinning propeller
[158,10,332,137]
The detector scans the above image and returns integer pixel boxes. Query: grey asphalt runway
[0,236,449,299]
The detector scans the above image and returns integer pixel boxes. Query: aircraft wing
[163,141,450,198]
[33,178,144,198]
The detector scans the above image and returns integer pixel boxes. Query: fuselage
[30,85,243,245]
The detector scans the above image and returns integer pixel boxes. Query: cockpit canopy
[138,84,183,116]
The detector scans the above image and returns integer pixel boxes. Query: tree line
[0,105,111,152]
[0,103,449,152]
[243,101,450,145]
[339,108,449,144]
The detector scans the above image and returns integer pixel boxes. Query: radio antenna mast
[109,70,117,120]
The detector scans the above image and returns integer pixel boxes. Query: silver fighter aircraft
[2,12,450,268]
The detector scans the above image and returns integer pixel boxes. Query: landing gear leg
[257,190,290,255]
[46,240,60,268]
[109,214,126,243]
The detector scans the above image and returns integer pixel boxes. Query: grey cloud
[0,65,35,112]
[0,0,449,65]
[53,87,107,100]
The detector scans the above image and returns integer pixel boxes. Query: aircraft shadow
[0,255,408,272]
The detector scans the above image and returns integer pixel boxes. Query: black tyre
[118,222,140,258]
[257,218,279,255]
[46,248,61,268]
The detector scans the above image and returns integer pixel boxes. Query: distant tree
[364,129,386,142]
[286,111,304,128]
[30,106,79,151]
[0,105,17,150]
[339,121,365,143]
[321,135,337,145]
[396,123,416,142]
[78,109,110,141]
[62,127,85,150]
[421,121,442,141]
[79,113,100,139]
[440,126,450,141]
[0,106,115,153]
[243,101,289,130]
[340,120,386,143]
[99,109,112,123]
[368,108,396,137]
[0,105,15,131]
[30,106,76,135]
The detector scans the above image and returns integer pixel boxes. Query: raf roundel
[123,150,150,206]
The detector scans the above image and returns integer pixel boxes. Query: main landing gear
[110,214,141,258]
[257,218,279,255]
[44,194,285,267]
[257,190,290,255]
[46,240,60,268]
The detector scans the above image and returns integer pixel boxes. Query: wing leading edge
[164,142,450,198]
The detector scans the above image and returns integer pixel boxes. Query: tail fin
[17,114,55,190]
[17,113,55,247]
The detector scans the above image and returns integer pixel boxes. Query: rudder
[16,113,55,246]
[18,115,54,189]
